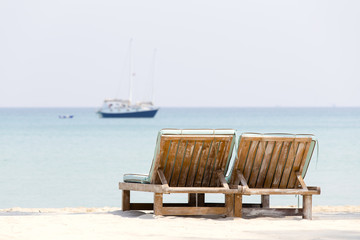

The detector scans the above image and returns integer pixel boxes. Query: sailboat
[98,40,159,118]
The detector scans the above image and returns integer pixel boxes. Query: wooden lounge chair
[119,129,237,216]
[227,133,321,219]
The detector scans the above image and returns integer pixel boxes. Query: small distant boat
[59,115,74,119]
[98,39,159,118]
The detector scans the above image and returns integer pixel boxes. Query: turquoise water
[0,107,359,208]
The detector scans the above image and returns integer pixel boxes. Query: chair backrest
[228,133,316,189]
[147,129,236,187]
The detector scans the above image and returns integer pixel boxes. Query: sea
[0,107,359,208]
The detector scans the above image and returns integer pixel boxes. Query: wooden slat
[193,140,212,187]
[237,139,251,173]
[255,141,275,188]
[214,137,234,186]
[271,141,291,188]
[263,142,283,188]
[159,138,171,170]
[177,140,195,187]
[229,138,251,184]
[222,137,234,172]
[131,203,306,211]
[296,172,308,190]
[248,141,266,187]
[209,140,227,187]
[152,138,170,184]
[119,182,163,193]
[242,187,320,195]
[157,169,169,189]
[242,208,303,217]
[169,140,187,186]
[217,171,229,189]
[119,182,320,194]
[201,140,218,186]
[286,142,306,188]
[243,141,259,181]
[297,141,312,182]
[279,141,298,188]
[166,187,238,194]
[185,141,203,187]
[236,170,249,188]
[130,203,228,210]
[163,140,180,183]
[160,206,227,216]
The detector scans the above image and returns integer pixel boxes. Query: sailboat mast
[128,39,133,105]
[150,48,157,104]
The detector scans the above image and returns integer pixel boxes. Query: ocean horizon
[1,107,359,208]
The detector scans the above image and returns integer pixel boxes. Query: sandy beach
[1,206,359,240]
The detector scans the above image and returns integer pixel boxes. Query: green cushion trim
[123,174,150,184]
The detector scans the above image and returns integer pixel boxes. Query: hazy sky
[1,0,359,107]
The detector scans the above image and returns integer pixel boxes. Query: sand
[1,206,360,240]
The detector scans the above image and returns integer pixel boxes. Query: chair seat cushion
[123,174,150,184]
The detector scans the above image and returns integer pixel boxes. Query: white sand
[1,206,360,240]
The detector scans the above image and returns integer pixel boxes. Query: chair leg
[261,195,270,208]
[188,193,205,206]
[122,190,130,211]
[234,194,242,217]
[188,193,196,206]
[225,194,234,217]
[197,193,205,207]
[303,195,312,220]
[154,193,163,215]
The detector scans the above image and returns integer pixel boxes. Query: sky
[0,0,359,107]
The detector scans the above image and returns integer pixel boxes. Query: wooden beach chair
[227,133,321,219]
[119,129,237,216]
